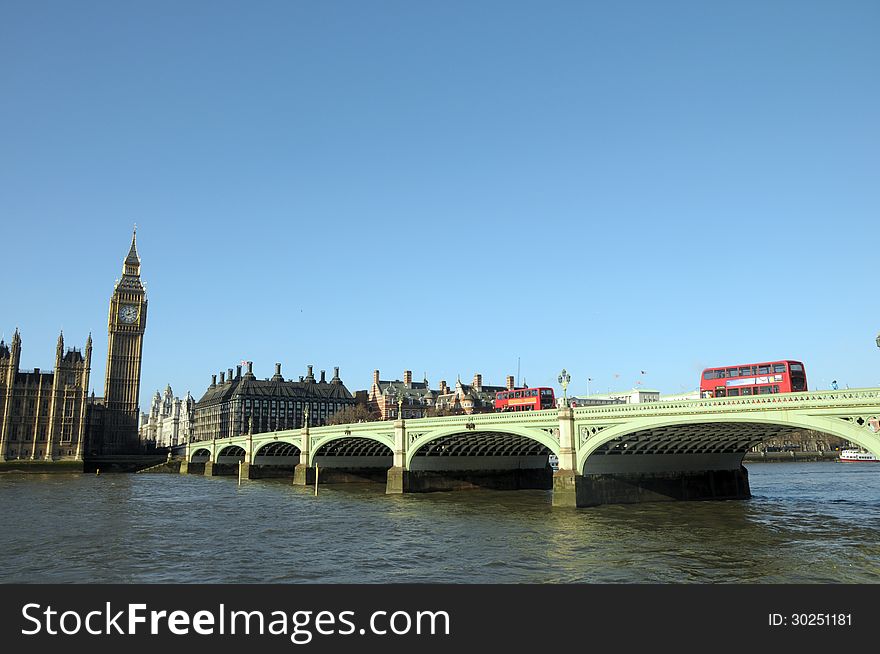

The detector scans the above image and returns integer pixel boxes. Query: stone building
[96,230,148,454]
[432,374,515,415]
[0,330,92,461]
[139,385,195,447]
[368,370,437,420]
[192,363,355,441]
[0,231,148,461]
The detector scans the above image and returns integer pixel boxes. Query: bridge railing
[572,388,880,418]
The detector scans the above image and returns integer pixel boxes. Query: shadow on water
[0,462,877,583]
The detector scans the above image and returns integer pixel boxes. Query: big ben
[102,229,147,452]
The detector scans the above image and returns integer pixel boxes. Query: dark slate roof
[197,376,355,406]
[377,380,435,398]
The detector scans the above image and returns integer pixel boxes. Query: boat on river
[839,449,879,463]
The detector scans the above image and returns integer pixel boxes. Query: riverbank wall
[744,451,839,463]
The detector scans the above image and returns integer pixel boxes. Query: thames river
[1,462,878,583]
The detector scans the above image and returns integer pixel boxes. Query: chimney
[373,369,380,386]
[275,363,281,375]
[404,370,412,387]
[228,368,233,382]
[247,361,253,374]
[220,371,225,384]
[305,365,315,382]
[320,369,326,383]
[506,375,515,390]
[473,374,482,391]
[236,365,242,379]
[211,374,217,388]
[299,376,304,382]
[272,363,284,382]
[332,366,341,384]
[440,380,448,394]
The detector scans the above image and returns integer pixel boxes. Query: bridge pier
[204,461,216,477]
[178,459,189,475]
[386,466,409,494]
[293,464,315,485]
[552,467,751,507]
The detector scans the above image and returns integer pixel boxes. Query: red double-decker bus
[495,387,556,411]
[700,360,807,398]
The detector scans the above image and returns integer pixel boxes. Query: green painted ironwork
[185,389,880,474]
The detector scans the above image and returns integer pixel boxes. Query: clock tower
[102,229,148,452]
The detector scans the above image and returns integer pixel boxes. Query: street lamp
[558,369,571,406]
[876,332,880,349]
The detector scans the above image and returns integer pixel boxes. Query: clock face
[119,304,138,324]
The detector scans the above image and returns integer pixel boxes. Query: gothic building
[368,369,437,420]
[192,363,355,441]
[0,230,148,461]
[139,385,194,447]
[0,331,92,461]
[95,230,148,454]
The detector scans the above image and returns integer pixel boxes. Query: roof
[197,375,355,406]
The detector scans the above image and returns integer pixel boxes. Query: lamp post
[558,369,571,406]
[876,332,880,350]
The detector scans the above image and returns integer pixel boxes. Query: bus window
[714,387,726,397]
[739,367,751,376]
[772,385,779,393]
[773,364,786,373]
[726,368,737,378]
[742,387,752,395]
[728,388,740,397]
[758,365,770,375]
[790,364,803,372]
[758,386,772,394]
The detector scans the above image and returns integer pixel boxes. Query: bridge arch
[216,445,246,464]
[576,412,880,475]
[253,441,301,465]
[308,433,394,466]
[190,447,211,462]
[406,426,558,470]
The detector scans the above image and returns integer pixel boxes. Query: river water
[1,463,878,583]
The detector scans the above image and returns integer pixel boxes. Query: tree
[328,403,380,425]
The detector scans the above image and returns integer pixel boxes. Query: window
[728,389,740,397]
[773,364,786,373]
[790,364,803,372]
[758,386,772,394]
[742,387,752,395]
[739,367,752,376]
[758,365,770,375]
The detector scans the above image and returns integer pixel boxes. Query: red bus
[495,387,556,411]
[700,360,807,398]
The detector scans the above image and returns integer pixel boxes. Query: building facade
[433,374,515,415]
[368,370,437,420]
[0,331,92,461]
[97,230,148,454]
[192,363,355,441]
[139,385,195,447]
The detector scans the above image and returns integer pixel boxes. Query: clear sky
[2,0,878,409]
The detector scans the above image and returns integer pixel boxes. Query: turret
[55,331,64,366]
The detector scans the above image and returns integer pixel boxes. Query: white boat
[839,449,879,463]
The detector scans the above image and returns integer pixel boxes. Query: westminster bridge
[178,388,880,506]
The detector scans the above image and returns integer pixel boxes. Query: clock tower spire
[102,227,148,453]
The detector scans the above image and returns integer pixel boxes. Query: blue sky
[2,0,878,408]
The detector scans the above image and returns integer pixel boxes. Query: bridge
[179,388,880,506]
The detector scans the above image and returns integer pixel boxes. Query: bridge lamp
[558,369,571,405]
[876,332,880,349]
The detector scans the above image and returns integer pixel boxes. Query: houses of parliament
[0,231,147,463]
